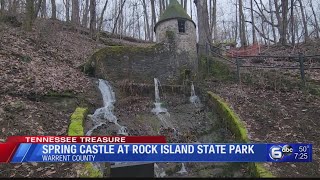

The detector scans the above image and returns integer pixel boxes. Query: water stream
[86,79,128,136]
[86,79,129,172]
[189,82,200,107]
[151,78,187,177]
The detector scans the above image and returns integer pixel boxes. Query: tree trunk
[239,0,247,47]
[194,0,211,54]
[41,0,47,18]
[98,0,108,31]
[151,0,156,40]
[250,0,256,44]
[277,0,288,45]
[34,0,43,19]
[268,0,277,43]
[11,0,18,15]
[64,0,70,22]
[309,0,320,39]
[211,0,217,43]
[142,0,150,41]
[71,0,80,25]
[184,0,187,10]
[82,0,89,28]
[235,0,238,43]
[24,0,34,31]
[298,0,309,42]
[159,0,163,15]
[0,0,5,13]
[112,0,126,34]
[89,0,96,37]
[291,0,295,45]
[51,0,56,20]
[165,0,168,10]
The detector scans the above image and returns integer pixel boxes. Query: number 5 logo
[269,145,283,160]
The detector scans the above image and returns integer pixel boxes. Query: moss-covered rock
[207,92,248,142]
[80,162,103,178]
[68,107,87,136]
[4,101,26,112]
[68,107,105,177]
[46,91,75,98]
[207,91,274,178]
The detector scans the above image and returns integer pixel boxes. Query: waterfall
[177,163,187,174]
[86,79,128,136]
[151,78,173,129]
[151,78,169,115]
[189,82,200,107]
[151,78,187,176]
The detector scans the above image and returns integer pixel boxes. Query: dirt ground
[84,81,250,178]
[202,72,320,177]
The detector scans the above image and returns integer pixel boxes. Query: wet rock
[233,171,243,177]
[4,101,26,112]
[211,168,224,176]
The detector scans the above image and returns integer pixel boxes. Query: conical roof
[154,0,196,32]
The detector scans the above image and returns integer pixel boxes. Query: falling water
[151,78,168,115]
[177,163,187,174]
[86,79,129,172]
[189,82,200,107]
[151,78,173,129]
[86,79,128,136]
[151,78,187,176]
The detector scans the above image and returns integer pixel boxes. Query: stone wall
[155,19,198,73]
[83,44,188,85]
[82,19,198,85]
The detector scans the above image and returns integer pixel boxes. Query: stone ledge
[207,91,274,178]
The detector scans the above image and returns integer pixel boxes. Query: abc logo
[269,145,293,160]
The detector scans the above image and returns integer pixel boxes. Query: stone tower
[154,0,197,81]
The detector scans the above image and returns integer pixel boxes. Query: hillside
[0,18,154,177]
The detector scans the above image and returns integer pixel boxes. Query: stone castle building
[154,0,198,78]
[84,0,198,85]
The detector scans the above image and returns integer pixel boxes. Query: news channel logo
[269,145,293,161]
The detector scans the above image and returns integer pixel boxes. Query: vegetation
[207,91,274,178]
[68,107,88,136]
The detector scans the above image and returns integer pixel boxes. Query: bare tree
[24,0,34,31]
[290,0,295,45]
[235,0,238,42]
[239,0,247,47]
[98,0,108,31]
[151,0,156,40]
[309,0,320,39]
[142,0,150,40]
[194,0,211,53]
[112,0,126,34]
[297,0,309,42]
[159,0,163,15]
[0,0,5,13]
[34,0,43,19]
[51,0,56,20]
[64,0,70,22]
[71,0,80,25]
[210,0,217,43]
[82,0,89,27]
[250,0,256,44]
[276,0,288,45]
[41,0,47,18]
[89,0,96,37]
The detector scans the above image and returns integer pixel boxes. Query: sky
[51,0,319,45]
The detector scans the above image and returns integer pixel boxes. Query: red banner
[0,143,19,163]
[6,136,167,144]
